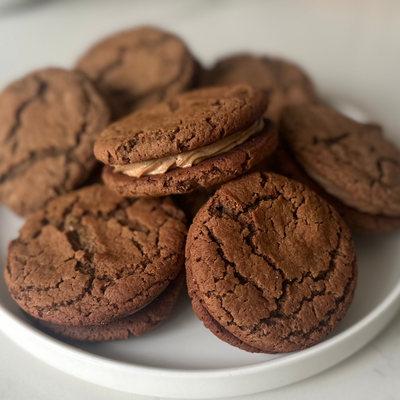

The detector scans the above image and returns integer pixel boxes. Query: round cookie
[186,172,357,354]
[5,184,187,326]
[36,270,184,341]
[280,104,400,234]
[0,68,110,217]
[76,26,199,120]
[201,54,317,122]
[96,85,278,197]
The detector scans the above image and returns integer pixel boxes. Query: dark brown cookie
[202,54,317,122]
[76,26,199,120]
[272,143,400,234]
[96,85,278,197]
[5,184,187,326]
[186,173,357,354]
[36,270,184,341]
[0,68,110,217]
[280,104,400,233]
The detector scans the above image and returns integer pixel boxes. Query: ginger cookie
[280,104,400,234]
[5,184,187,326]
[271,143,400,234]
[186,173,357,353]
[76,26,199,120]
[201,54,317,122]
[96,85,278,197]
[0,68,110,217]
[35,270,184,341]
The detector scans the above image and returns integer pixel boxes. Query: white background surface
[1,0,400,398]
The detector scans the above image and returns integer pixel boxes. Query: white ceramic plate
[1,1,400,398]
[1,208,400,399]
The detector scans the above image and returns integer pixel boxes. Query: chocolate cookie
[76,26,199,120]
[5,184,187,326]
[272,144,400,234]
[36,271,184,341]
[186,173,357,353]
[201,54,317,122]
[280,104,400,234]
[96,85,278,197]
[0,68,110,217]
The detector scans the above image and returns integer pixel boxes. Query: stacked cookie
[5,185,187,340]
[96,84,277,197]
[186,173,357,353]
[1,25,398,352]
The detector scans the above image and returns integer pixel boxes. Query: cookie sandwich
[96,84,278,198]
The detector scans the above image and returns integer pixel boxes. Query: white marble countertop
[1,0,400,398]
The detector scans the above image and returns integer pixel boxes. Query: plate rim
[1,268,400,379]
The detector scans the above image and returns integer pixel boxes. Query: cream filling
[113,118,264,178]
[301,160,400,217]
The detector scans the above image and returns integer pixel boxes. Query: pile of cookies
[2,26,399,353]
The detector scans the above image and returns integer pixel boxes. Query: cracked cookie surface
[0,68,110,217]
[5,184,187,326]
[94,84,268,165]
[35,270,184,341]
[186,172,357,353]
[281,104,400,218]
[272,143,400,234]
[76,26,198,120]
[201,54,317,122]
[187,266,261,353]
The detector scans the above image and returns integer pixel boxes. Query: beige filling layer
[301,161,400,217]
[113,118,264,178]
